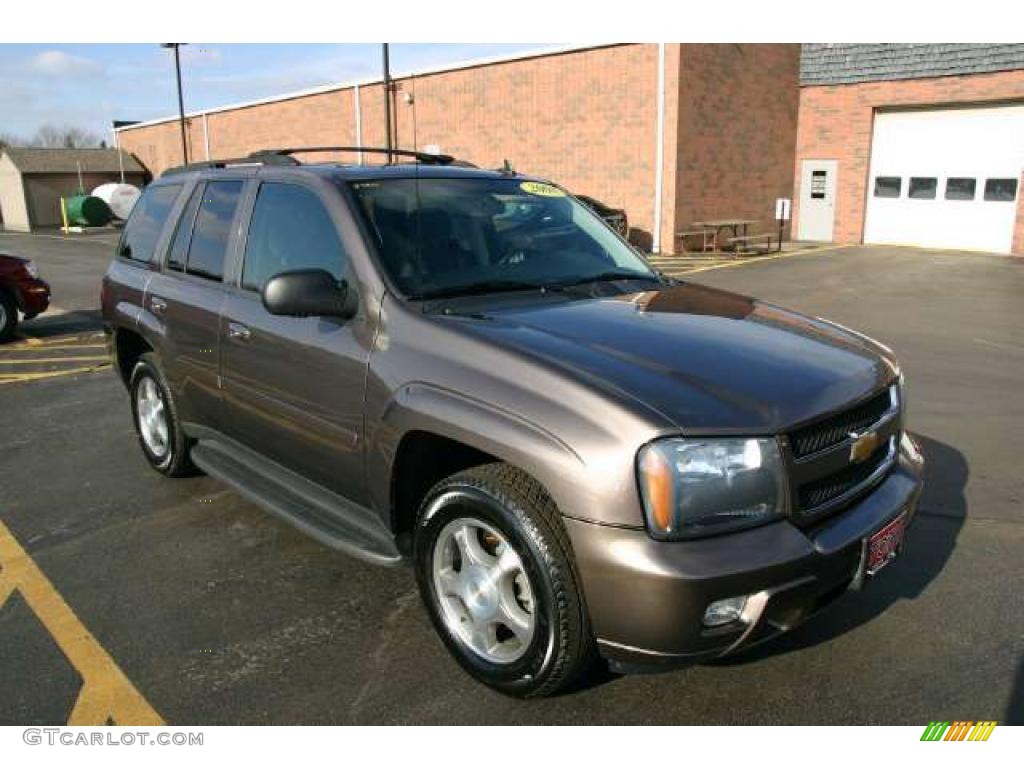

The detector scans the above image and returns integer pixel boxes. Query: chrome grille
[797,437,895,510]
[789,388,893,458]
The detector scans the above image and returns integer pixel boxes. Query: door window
[185,180,243,281]
[242,183,347,291]
[166,184,204,271]
[810,170,827,199]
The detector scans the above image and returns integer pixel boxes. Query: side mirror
[261,269,357,319]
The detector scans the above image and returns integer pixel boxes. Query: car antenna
[501,158,515,175]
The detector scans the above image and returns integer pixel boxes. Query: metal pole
[652,43,666,254]
[353,84,363,164]
[173,45,188,164]
[112,122,124,183]
[162,44,189,165]
[382,43,393,162]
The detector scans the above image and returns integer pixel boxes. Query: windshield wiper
[411,279,557,301]
[412,271,664,302]
[550,271,665,289]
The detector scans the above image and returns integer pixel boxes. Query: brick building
[115,43,1024,255]
[794,44,1024,255]
[115,44,801,253]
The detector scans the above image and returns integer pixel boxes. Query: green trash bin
[65,195,113,227]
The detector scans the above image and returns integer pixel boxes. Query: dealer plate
[866,512,907,576]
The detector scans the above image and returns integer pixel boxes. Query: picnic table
[692,219,757,248]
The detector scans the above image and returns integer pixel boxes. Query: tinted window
[185,180,243,281]
[984,178,1018,202]
[873,177,901,198]
[944,178,976,201]
[166,184,203,271]
[118,184,182,262]
[242,183,346,291]
[908,177,937,200]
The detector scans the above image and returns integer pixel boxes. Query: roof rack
[248,146,457,165]
[162,154,299,176]
[162,145,464,177]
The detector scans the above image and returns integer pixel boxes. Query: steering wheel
[496,233,532,267]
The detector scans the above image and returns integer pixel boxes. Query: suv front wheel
[129,353,196,477]
[413,463,596,698]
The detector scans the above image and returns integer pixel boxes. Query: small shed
[0,148,147,232]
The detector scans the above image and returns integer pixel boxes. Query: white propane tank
[91,183,141,220]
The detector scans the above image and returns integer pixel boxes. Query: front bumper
[16,278,51,318]
[566,438,925,672]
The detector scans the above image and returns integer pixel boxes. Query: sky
[0,44,554,143]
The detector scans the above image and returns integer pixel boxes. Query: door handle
[149,296,167,314]
[227,322,251,342]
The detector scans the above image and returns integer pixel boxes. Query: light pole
[382,43,393,162]
[161,43,188,165]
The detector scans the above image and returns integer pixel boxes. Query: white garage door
[864,105,1023,254]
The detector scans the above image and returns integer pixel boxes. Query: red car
[0,253,51,341]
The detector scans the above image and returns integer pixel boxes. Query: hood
[445,282,897,433]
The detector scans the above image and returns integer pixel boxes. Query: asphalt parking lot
[1,230,1023,725]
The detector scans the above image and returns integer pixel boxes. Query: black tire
[0,289,18,342]
[413,463,596,698]
[128,352,197,477]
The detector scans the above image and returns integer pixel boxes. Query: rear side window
[118,184,182,262]
[241,182,346,291]
[185,180,243,281]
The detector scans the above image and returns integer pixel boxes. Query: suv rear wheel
[413,463,596,697]
[129,353,196,477]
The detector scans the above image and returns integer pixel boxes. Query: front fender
[366,381,590,526]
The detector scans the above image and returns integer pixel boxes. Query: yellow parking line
[0,364,110,384]
[1,344,107,352]
[0,520,164,725]
[0,356,110,364]
[682,244,852,275]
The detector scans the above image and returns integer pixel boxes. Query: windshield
[348,177,658,299]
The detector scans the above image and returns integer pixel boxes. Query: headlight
[637,437,787,539]
[23,260,40,278]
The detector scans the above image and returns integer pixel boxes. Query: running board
[190,438,404,567]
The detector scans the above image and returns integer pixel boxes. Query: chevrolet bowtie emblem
[849,430,880,463]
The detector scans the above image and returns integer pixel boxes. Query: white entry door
[798,159,838,241]
[864,105,1024,254]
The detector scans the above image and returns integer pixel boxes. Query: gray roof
[2,147,145,175]
[801,44,1024,86]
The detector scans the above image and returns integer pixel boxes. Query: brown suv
[102,147,924,698]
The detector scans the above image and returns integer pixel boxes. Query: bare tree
[30,124,103,149]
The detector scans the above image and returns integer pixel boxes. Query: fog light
[703,596,748,627]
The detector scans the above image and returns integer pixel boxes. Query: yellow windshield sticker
[520,181,565,197]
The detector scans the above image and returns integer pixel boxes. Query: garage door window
[983,178,1018,202]
[873,177,901,198]
[944,178,976,201]
[908,178,937,200]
